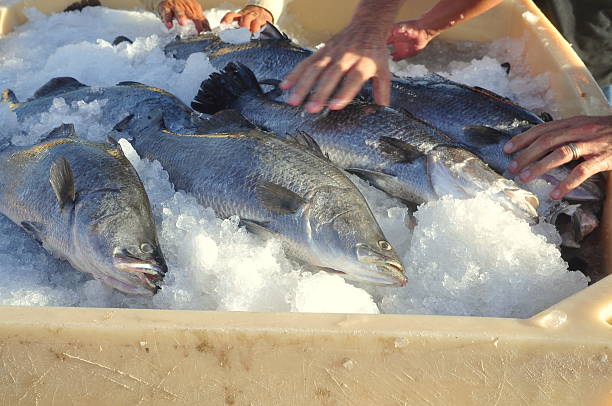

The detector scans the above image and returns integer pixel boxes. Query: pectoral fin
[240,219,275,239]
[49,157,76,210]
[376,136,424,163]
[463,125,510,147]
[21,221,45,244]
[255,181,306,214]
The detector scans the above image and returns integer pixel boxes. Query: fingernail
[519,169,531,181]
[166,22,173,28]
[504,142,513,153]
[305,102,320,113]
[179,18,187,25]
[329,99,345,109]
[287,94,300,106]
[279,80,290,90]
[508,161,518,172]
[550,189,561,200]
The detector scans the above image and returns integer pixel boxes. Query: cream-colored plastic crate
[0,1,610,404]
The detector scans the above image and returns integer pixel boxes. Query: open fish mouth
[112,250,167,293]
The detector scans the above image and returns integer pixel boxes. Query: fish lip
[112,251,167,292]
[380,261,407,286]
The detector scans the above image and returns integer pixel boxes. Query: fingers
[159,4,174,28]
[517,143,582,183]
[285,55,331,106]
[551,151,612,199]
[250,18,265,33]
[307,57,357,112]
[158,0,204,30]
[371,68,391,106]
[504,116,589,154]
[221,11,240,24]
[193,18,209,33]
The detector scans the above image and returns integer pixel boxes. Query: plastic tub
[0,1,610,404]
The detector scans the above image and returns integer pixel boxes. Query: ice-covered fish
[0,124,167,295]
[192,62,539,221]
[111,109,407,286]
[2,77,203,132]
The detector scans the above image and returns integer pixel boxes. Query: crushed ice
[0,5,588,317]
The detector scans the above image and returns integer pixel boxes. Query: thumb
[221,11,240,24]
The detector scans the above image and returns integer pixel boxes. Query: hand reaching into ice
[158,0,211,33]
[221,5,273,33]
[387,20,437,61]
[504,115,612,200]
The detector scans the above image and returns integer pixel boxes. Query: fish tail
[1,88,21,110]
[191,62,262,115]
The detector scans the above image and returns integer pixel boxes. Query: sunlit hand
[220,5,273,33]
[279,25,392,114]
[387,19,437,61]
[158,0,210,33]
[504,115,612,200]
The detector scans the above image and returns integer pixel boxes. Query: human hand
[279,25,392,114]
[387,19,437,61]
[504,115,612,200]
[158,0,210,33]
[220,5,273,33]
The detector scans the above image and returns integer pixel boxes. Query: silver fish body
[0,127,167,295]
[3,77,202,132]
[192,63,540,221]
[112,110,407,286]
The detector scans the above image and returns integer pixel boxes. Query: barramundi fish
[2,77,203,132]
[111,109,407,286]
[0,125,167,295]
[191,62,540,221]
[163,25,600,201]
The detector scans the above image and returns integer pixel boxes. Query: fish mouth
[378,260,407,286]
[354,244,407,286]
[111,250,167,294]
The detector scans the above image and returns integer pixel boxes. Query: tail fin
[2,88,21,109]
[191,62,263,115]
[259,23,290,41]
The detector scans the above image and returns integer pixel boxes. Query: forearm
[350,0,406,39]
[418,0,502,33]
[247,0,284,22]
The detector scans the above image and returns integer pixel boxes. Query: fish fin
[462,126,510,147]
[64,0,101,12]
[240,219,275,239]
[258,79,282,87]
[470,86,516,104]
[376,136,424,163]
[112,35,133,46]
[539,112,554,122]
[286,131,328,161]
[47,123,77,139]
[20,221,45,243]
[2,88,21,109]
[345,167,397,190]
[196,109,257,133]
[259,23,290,41]
[49,157,76,210]
[501,62,511,74]
[191,62,263,115]
[256,181,306,214]
[112,114,135,133]
[106,135,119,146]
[33,77,87,99]
[116,81,145,87]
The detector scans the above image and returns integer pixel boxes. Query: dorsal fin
[33,77,87,99]
[112,35,133,46]
[47,123,77,139]
[116,81,145,87]
[49,157,76,210]
[196,109,257,133]
[285,131,328,161]
[259,23,290,41]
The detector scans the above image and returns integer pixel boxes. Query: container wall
[0,0,610,404]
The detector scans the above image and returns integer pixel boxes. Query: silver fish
[191,62,539,221]
[112,109,407,286]
[2,77,203,133]
[0,124,167,295]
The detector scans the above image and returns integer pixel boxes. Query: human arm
[504,115,612,200]
[387,0,502,60]
[280,0,405,113]
[141,0,210,33]
[221,0,284,33]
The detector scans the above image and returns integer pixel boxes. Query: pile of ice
[0,5,588,317]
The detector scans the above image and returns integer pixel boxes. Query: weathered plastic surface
[0,0,610,405]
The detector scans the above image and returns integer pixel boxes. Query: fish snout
[499,186,540,221]
[356,244,407,286]
[112,247,167,293]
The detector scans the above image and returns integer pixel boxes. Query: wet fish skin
[0,127,167,295]
[3,77,203,133]
[112,110,407,286]
[192,63,539,221]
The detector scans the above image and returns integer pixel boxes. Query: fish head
[72,188,167,296]
[304,187,407,286]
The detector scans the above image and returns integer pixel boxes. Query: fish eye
[378,240,391,251]
[140,243,154,254]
